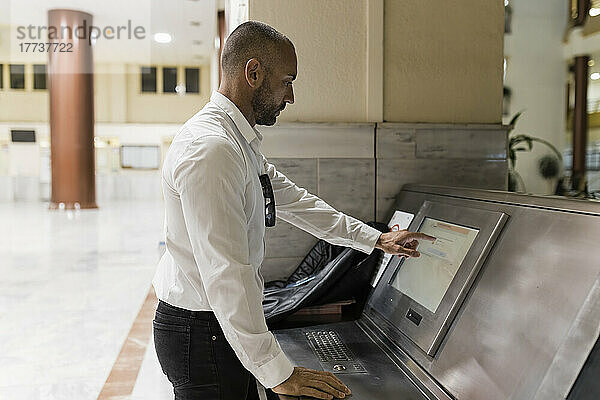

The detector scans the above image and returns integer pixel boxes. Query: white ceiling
[0,0,217,65]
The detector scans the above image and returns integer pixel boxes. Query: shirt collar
[211,91,261,144]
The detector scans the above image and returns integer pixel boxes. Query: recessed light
[591,72,600,80]
[590,8,600,17]
[153,32,172,44]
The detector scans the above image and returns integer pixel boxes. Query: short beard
[251,79,281,126]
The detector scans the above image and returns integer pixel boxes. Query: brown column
[48,9,97,209]
[572,55,589,192]
[217,10,226,85]
[573,0,590,27]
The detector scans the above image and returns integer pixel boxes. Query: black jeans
[153,300,260,400]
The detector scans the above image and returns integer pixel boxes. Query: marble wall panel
[267,158,318,194]
[376,158,508,220]
[260,123,375,159]
[415,129,507,160]
[318,159,376,222]
[261,158,320,279]
[264,220,318,259]
[376,127,416,159]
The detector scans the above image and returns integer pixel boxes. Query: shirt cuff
[255,349,295,389]
[353,224,383,255]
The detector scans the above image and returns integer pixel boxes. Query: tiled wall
[259,123,376,281]
[259,122,507,281]
[376,123,508,221]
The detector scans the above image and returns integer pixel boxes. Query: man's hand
[272,367,351,399]
[374,230,436,257]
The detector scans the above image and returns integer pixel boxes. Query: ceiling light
[591,72,600,80]
[153,32,172,44]
[590,8,600,17]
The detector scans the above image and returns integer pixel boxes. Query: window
[185,68,200,93]
[141,66,156,92]
[163,67,177,93]
[11,130,36,143]
[10,64,25,89]
[33,64,47,90]
[0,64,3,89]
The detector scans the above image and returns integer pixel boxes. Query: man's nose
[285,86,294,104]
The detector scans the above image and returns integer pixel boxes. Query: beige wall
[124,64,211,124]
[0,62,210,124]
[384,0,504,123]
[247,0,504,124]
[95,64,127,123]
[249,0,369,122]
[0,64,49,122]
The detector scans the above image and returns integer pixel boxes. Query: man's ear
[245,58,264,88]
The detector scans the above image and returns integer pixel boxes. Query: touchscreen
[390,218,479,313]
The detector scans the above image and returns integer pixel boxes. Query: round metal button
[212,335,217,341]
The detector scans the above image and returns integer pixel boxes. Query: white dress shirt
[152,91,382,388]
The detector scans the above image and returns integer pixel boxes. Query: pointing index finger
[406,232,436,242]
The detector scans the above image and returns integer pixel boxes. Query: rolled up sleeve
[262,156,381,254]
[174,136,294,388]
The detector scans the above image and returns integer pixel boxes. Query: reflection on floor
[0,201,173,399]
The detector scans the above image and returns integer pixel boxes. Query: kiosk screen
[391,218,479,313]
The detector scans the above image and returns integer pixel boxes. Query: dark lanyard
[259,174,276,227]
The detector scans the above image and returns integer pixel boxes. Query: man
[152,21,434,400]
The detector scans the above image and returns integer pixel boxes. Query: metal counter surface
[275,185,600,400]
[274,321,430,400]
[368,186,600,399]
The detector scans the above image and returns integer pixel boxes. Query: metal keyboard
[305,330,367,374]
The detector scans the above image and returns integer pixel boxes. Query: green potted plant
[507,111,564,192]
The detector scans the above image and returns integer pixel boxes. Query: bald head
[221,21,294,79]
[218,21,297,127]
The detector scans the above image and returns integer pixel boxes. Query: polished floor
[0,201,174,399]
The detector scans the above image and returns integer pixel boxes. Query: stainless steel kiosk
[274,185,600,400]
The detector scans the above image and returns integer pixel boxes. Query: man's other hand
[272,367,351,399]
[375,230,436,257]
